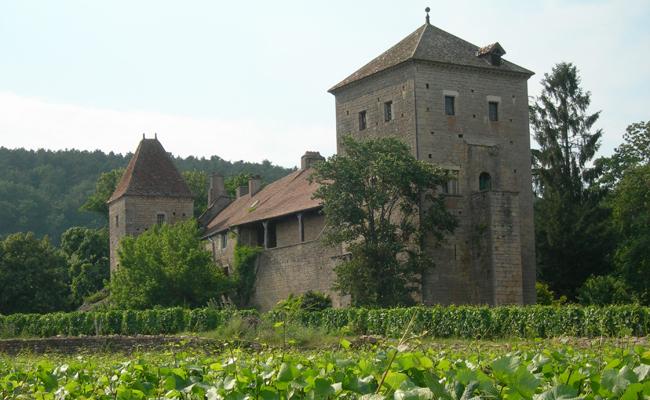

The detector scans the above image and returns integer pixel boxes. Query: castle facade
[109,16,536,309]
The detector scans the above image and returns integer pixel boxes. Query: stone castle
[109,14,536,309]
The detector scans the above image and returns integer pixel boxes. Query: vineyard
[1,339,649,399]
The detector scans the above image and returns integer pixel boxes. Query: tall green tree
[610,164,650,304]
[310,136,457,307]
[110,220,231,309]
[530,62,613,298]
[0,233,70,314]
[182,170,209,218]
[60,227,110,305]
[596,121,650,190]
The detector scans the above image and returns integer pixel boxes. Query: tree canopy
[0,147,293,241]
[310,136,457,307]
[0,232,70,314]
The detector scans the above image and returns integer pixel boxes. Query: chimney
[236,185,249,198]
[301,151,325,169]
[248,175,262,196]
[208,173,225,206]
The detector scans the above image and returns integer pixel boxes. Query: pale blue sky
[1,0,648,167]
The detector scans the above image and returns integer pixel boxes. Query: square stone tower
[107,137,194,272]
[329,16,536,304]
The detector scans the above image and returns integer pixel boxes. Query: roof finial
[425,7,430,24]
[154,132,157,139]
[142,133,145,140]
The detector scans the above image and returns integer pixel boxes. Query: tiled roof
[204,168,321,236]
[329,23,533,92]
[108,138,193,203]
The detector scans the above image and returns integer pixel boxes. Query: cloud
[0,92,335,168]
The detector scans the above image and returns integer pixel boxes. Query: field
[2,338,649,399]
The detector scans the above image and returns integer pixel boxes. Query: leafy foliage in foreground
[2,305,649,339]
[1,341,648,399]
[110,220,231,310]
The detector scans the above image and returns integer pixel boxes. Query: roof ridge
[411,23,428,58]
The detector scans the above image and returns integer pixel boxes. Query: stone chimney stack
[301,151,325,170]
[248,175,262,196]
[208,173,225,206]
[236,185,249,199]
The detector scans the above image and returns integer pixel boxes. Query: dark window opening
[444,95,455,116]
[479,172,492,191]
[358,110,367,130]
[255,223,265,246]
[156,213,166,225]
[384,101,393,122]
[115,215,119,227]
[266,221,277,248]
[489,101,499,121]
[221,232,227,249]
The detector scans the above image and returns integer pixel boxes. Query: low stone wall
[0,335,218,355]
[252,240,348,311]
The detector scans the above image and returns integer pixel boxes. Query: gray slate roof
[330,23,533,92]
[108,138,193,203]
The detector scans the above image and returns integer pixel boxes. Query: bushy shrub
[577,275,635,305]
[536,282,567,306]
[300,291,332,312]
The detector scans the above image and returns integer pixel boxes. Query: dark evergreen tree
[530,62,613,298]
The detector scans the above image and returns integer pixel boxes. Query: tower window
[115,215,119,227]
[221,232,228,249]
[445,95,456,116]
[358,110,367,131]
[479,172,492,191]
[442,170,459,195]
[156,213,166,225]
[384,101,393,122]
[489,101,499,121]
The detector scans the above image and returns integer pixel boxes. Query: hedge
[1,305,648,339]
[287,305,650,338]
[0,308,258,338]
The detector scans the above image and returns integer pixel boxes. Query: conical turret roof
[108,138,193,203]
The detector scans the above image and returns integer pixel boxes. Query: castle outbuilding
[108,136,194,273]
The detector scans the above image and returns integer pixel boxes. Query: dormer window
[477,42,506,66]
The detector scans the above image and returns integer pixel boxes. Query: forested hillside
[0,147,294,242]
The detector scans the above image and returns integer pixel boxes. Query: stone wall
[334,64,418,155]
[252,240,347,311]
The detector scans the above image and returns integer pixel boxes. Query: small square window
[156,213,166,225]
[444,95,455,116]
[384,101,393,122]
[489,101,499,121]
[358,110,367,131]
